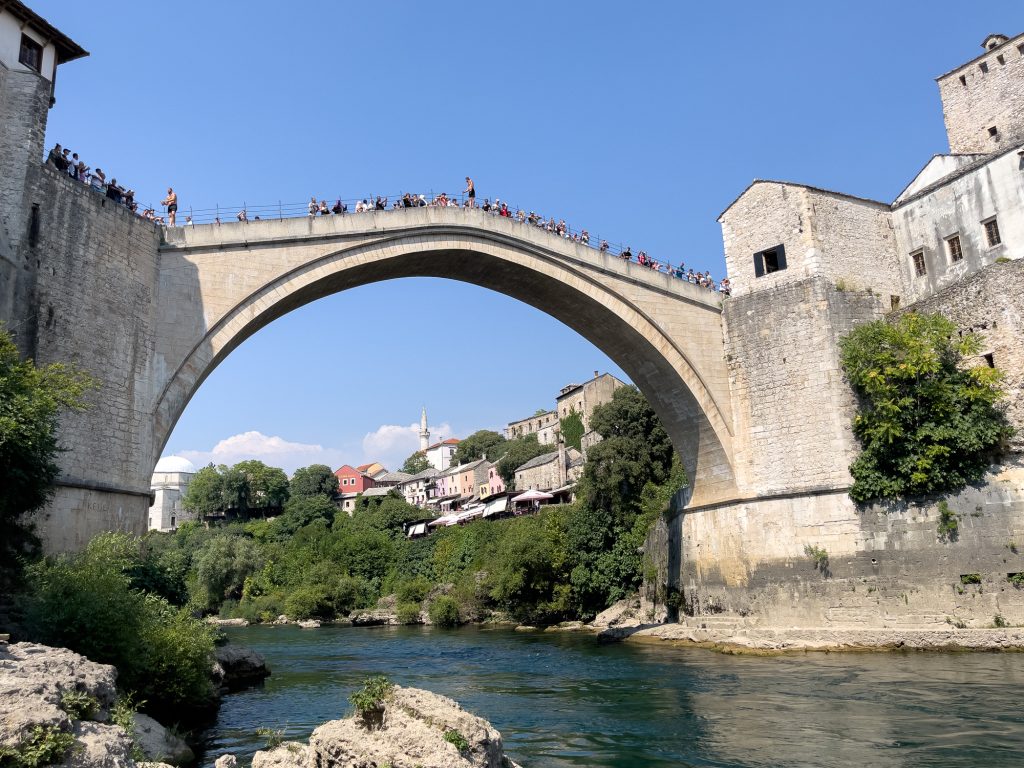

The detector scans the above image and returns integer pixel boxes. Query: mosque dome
[154,455,196,474]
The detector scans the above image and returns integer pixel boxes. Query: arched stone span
[151,207,736,507]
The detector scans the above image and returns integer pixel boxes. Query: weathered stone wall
[901,258,1024,452]
[719,182,903,301]
[938,33,1024,154]
[0,64,49,351]
[676,464,1024,628]
[722,276,885,495]
[673,259,1024,629]
[892,148,1024,304]
[25,165,162,550]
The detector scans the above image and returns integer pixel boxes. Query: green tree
[235,460,289,509]
[559,412,584,451]
[839,312,1013,502]
[496,434,552,485]
[400,451,431,475]
[290,463,339,499]
[220,463,250,511]
[189,532,263,612]
[182,464,226,516]
[451,429,507,466]
[0,327,92,586]
[272,494,337,537]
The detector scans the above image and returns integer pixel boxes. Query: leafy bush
[22,534,216,722]
[59,690,98,720]
[427,596,461,628]
[0,327,92,592]
[395,602,422,625]
[443,729,469,752]
[395,576,432,604]
[284,585,335,620]
[349,676,393,729]
[937,501,959,542]
[559,412,584,451]
[0,725,76,768]
[804,544,829,573]
[839,313,1013,503]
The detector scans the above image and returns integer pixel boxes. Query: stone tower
[419,407,430,452]
[937,32,1024,154]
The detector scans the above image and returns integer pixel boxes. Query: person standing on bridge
[464,177,475,208]
[162,188,178,226]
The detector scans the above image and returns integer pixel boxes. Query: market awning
[511,489,554,503]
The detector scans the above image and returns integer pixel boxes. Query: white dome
[154,455,196,474]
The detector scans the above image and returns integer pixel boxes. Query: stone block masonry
[25,165,163,550]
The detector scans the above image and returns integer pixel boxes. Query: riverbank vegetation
[839,312,1013,503]
[147,386,682,627]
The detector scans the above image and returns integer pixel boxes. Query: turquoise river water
[205,625,1024,767]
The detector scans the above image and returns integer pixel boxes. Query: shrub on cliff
[840,312,1013,502]
[21,533,217,720]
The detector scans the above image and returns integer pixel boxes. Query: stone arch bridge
[26,176,736,550]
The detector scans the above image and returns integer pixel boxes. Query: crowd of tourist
[294,183,731,295]
[45,143,165,223]
[44,150,728,293]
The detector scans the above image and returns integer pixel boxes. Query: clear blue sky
[32,1,1024,473]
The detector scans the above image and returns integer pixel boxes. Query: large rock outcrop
[212,644,271,690]
[0,641,193,768]
[0,641,118,752]
[246,686,521,768]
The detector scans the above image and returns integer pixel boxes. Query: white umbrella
[510,489,554,503]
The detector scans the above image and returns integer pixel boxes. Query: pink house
[486,464,505,498]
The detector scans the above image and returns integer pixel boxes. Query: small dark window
[983,353,995,368]
[984,218,1002,247]
[890,295,900,311]
[18,34,43,73]
[988,126,999,137]
[28,204,40,248]
[753,244,786,277]
[1019,43,1024,56]
[997,54,1006,65]
[912,251,926,277]
[947,235,963,262]
[959,74,967,86]
[979,61,990,73]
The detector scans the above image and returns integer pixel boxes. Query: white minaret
[419,407,430,452]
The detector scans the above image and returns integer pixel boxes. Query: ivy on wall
[559,411,584,451]
[839,312,1013,503]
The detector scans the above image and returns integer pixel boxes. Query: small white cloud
[179,431,347,475]
[361,422,453,471]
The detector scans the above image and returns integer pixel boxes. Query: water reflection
[204,626,1024,768]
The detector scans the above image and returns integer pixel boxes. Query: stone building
[148,456,195,532]
[0,1,86,343]
[555,372,625,432]
[672,31,1024,627]
[504,410,558,444]
[398,467,438,508]
[513,442,583,493]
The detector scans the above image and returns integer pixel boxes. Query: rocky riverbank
[576,596,1024,653]
[0,640,193,767]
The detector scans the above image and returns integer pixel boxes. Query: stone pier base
[34,486,149,553]
[666,463,1024,629]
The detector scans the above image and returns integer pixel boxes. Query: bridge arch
[152,208,737,507]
